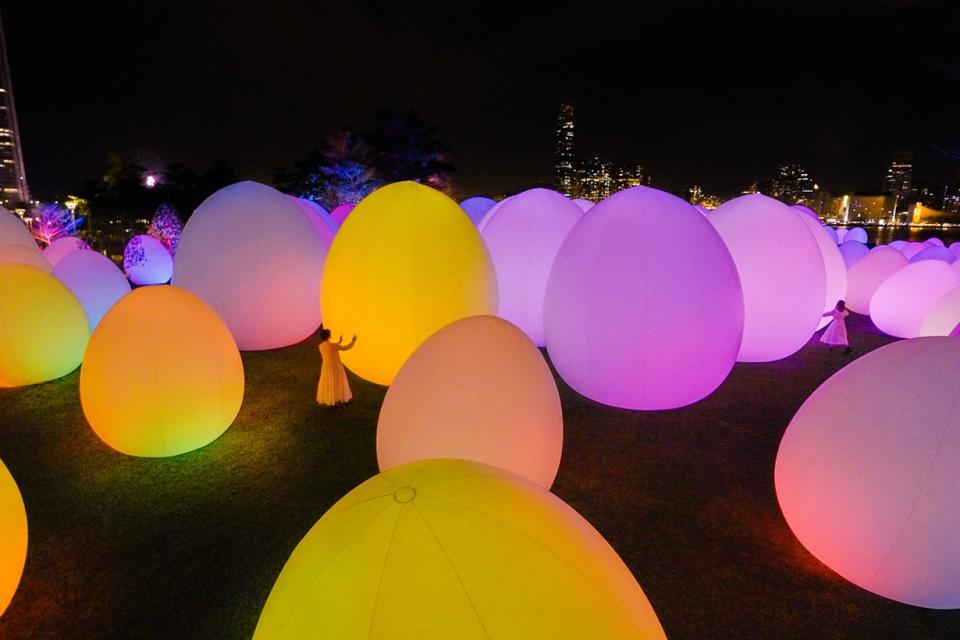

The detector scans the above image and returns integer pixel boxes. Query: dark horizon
[6,0,960,201]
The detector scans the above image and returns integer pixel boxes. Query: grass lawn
[1,313,959,638]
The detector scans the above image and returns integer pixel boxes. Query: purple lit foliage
[29,203,85,246]
[147,203,183,255]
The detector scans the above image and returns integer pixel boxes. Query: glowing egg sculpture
[910,245,955,264]
[796,213,847,330]
[926,237,945,247]
[476,196,512,231]
[545,186,743,408]
[42,236,89,266]
[708,193,822,363]
[0,206,35,249]
[0,459,27,617]
[822,226,839,245]
[792,204,819,221]
[0,264,89,387]
[52,250,131,330]
[330,203,356,225]
[835,228,848,243]
[480,188,582,345]
[844,247,908,314]
[80,285,244,457]
[918,287,960,337]
[869,260,960,338]
[900,242,928,260]
[321,181,497,385]
[572,198,594,212]
[0,244,51,272]
[458,196,497,224]
[253,459,666,640]
[123,234,173,286]
[290,197,337,248]
[844,226,868,244]
[890,240,908,251]
[839,240,870,269]
[173,181,326,351]
[378,316,562,488]
[776,337,960,608]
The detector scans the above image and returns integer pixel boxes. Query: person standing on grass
[821,300,851,354]
[316,325,358,406]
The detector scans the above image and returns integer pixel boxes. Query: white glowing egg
[708,193,823,362]
[480,188,582,345]
[869,260,960,338]
[52,250,131,330]
[844,247,908,315]
[42,237,89,266]
[796,213,847,330]
[123,235,172,286]
[0,244,51,272]
[0,206,35,250]
[844,227,868,244]
[776,337,960,608]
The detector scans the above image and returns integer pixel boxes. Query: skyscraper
[0,12,29,205]
[554,102,576,197]
[770,164,814,205]
[882,152,913,220]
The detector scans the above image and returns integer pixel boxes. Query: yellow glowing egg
[0,459,27,617]
[80,285,244,457]
[378,315,563,488]
[321,182,497,385]
[254,459,665,640]
[0,264,89,387]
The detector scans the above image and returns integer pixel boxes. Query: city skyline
[0,11,29,205]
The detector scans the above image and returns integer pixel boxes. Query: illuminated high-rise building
[0,12,29,205]
[882,151,913,220]
[770,164,814,205]
[554,102,576,197]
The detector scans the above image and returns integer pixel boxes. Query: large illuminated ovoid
[546,186,743,408]
[476,196,512,231]
[792,204,819,221]
[835,228,848,244]
[0,206,35,250]
[900,242,928,260]
[290,197,337,248]
[796,213,847,330]
[123,234,173,286]
[910,245,955,264]
[80,285,244,457]
[926,237,945,247]
[709,193,822,363]
[52,250,131,330]
[173,181,326,351]
[322,182,497,385]
[838,240,870,269]
[776,337,960,608]
[458,196,497,224]
[918,287,960,337]
[253,459,666,640]
[480,188,582,345]
[822,226,839,245]
[329,203,356,225]
[0,243,51,272]
[572,198,594,212]
[0,459,26,617]
[844,227,868,244]
[377,316,562,488]
[0,264,88,387]
[869,260,960,338]
[889,240,908,251]
[844,248,908,314]
[42,236,89,266]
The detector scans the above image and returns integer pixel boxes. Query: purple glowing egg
[476,197,512,232]
[900,242,928,260]
[481,188,582,346]
[822,226,839,245]
[839,240,870,269]
[572,198,594,212]
[870,260,960,338]
[52,250,131,329]
[709,194,824,362]
[796,214,847,330]
[459,196,497,225]
[123,235,173,286]
[845,247,907,315]
[792,204,820,222]
[910,245,955,264]
[544,186,743,410]
[290,197,337,249]
[844,227,868,244]
[889,240,908,251]
[926,237,945,247]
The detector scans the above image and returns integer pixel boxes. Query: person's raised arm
[341,335,358,351]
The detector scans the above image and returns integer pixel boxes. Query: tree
[29,203,84,246]
[147,203,183,255]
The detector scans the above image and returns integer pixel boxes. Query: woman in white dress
[317,325,358,406]
[821,300,850,354]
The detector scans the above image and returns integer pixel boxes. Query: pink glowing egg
[330,203,356,225]
[545,186,743,409]
[173,181,326,351]
[792,204,819,221]
[0,244,51,272]
[459,196,497,224]
[844,227,868,244]
[776,337,960,608]
[709,193,822,363]
[844,247,908,314]
[838,240,870,269]
[42,237,89,266]
[377,315,562,488]
[123,234,173,286]
[869,260,960,338]
[0,206,34,250]
[889,240,908,251]
[910,245,955,264]
[900,242,928,260]
[572,198,594,212]
[476,196,512,231]
[796,213,847,330]
[822,226,839,245]
[919,287,960,337]
[835,228,848,243]
[53,250,131,330]
[290,197,337,248]
[926,237,945,247]
[480,188,582,346]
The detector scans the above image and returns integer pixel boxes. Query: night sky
[6,0,960,200]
